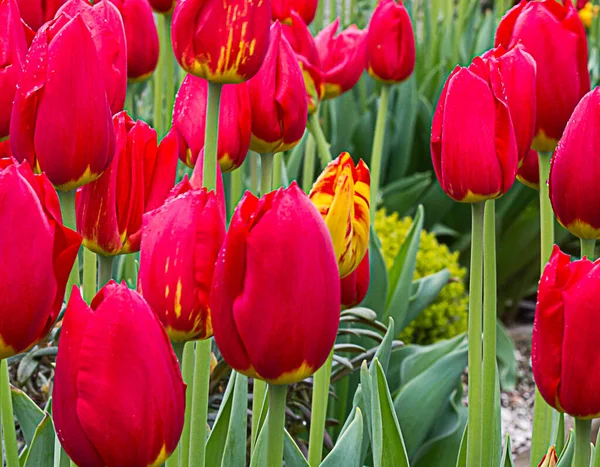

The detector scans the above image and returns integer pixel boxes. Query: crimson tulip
[517,149,540,190]
[10,12,115,190]
[0,160,81,359]
[53,282,185,467]
[496,0,590,153]
[16,0,66,30]
[171,75,251,171]
[341,251,370,308]
[172,0,271,83]
[315,19,367,99]
[272,0,317,25]
[148,0,175,14]
[248,21,307,154]
[211,183,340,384]
[366,0,415,84]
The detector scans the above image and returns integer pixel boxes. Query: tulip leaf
[340,307,378,322]
[221,372,248,467]
[249,420,267,467]
[557,429,574,467]
[402,269,451,332]
[372,318,395,375]
[23,414,55,467]
[321,408,364,467]
[338,383,371,465]
[17,351,41,386]
[500,434,515,467]
[361,228,389,316]
[381,172,432,218]
[283,430,309,467]
[205,371,237,465]
[594,428,600,467]
[455,423,467,467]
[11,387,45,447]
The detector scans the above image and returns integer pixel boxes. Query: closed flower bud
[53,282,185,467]
[341,251,370,308]
[538,446,558,467]
[16,0,66,30]
[315,19,366,99]
[10,13,116,190]
[148,0,175,14]
[496,0,590,153]
[172,75,251,171]
[211,183,341,384]
[0,161,81,359]
[172,0,271,83]
[517,149,540,190]
[272,0,317,25]
[309,152,370,278]
[248,21,307,154]
[76,112,178,256]
[366,0,415,84]
[431,59,518,203]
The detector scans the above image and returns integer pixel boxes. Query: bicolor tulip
[172,0,271,83]
[16,0,66,30]
[341,251,370,309]
[431,59,518,203]
[496,0,590,153]
[10,12,115,190]
[315,19,367,99]
[76,112,178,256]
[0,160,81,359]
[309,152,370,278]
[517,149,539,190]
[366,0,415,84]
[550,88,600,240]
[0,0,27,139]
[248,21,307,154]
[53,282,185,467]
[538,447,558,467]
[211,182,341,384]
[139,182,225,342]
[171,75,251,171]
[272,0,318,25]
[108,0,159,82]
[57,0,127,113]
[148,0,175,14]
[532,246,600,418]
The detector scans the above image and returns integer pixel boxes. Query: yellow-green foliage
[374,209,468,345]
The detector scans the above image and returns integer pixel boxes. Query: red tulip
[517,149,540,190]
[16,0,66,30]
[341,251,370,308]
[315,19,366,99]
[0,160,81,359]
[496,0,590,153]
[57,0,127,113]
[532,246,600,418]
[171,75,251,171]
[108,0,159,82]
[172,0,271,83]
[53,282,185,467]
[248,21,307,154]
[272,0,318,25]
[211,182,341,384]
[366,0,415,84]
[148,0,175,14]
[76,112,178,256]
[10,12,115,190]
[431,59,518,203]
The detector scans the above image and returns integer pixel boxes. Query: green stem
[166,342,185,467]
[467,202,484,467]
[202,83,223,192]
[306,113,332,168]
[250,152,260,194]
[369,85,391,220]
[267,384,288,467]
[315,0,324,30]
[97,255,114,288]
[164,15,175,129]
[308,350,333,467]
[1,360,19,467]
[154,14,166,137]
[251,379,267,454]
[581,238,596,261]
[329,0,337,21]
[574,418,592,467]
[272,153,282,189]
[303,134,316,193]
[538,152,554,267]
[58,190,79,302]
[189,340,211,467]
[125,87,134,118]
[179,342,195,467]
[82,248,97,304]
[260,153,274,196]
[229,167,244,219]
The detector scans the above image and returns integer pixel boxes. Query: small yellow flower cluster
[579,2,599,29]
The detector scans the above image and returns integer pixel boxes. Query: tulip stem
[260,153,274,195]
[308,349,334,467]
[0,360,19,467]
[203,83,223,192]
[154,14,167,137]
[369,84,391,220]
[97,255,114,288]
[82,248,97,304]
[164,15,175,128]
[581,239,596,261]
[574,418,592,467]
[250,152,260,194]
[58,191,80,302]
[272,153,282,189]
[306,113,332,168]
[467,202,484,467]
[303,133,316,193]
[230,167,244,218]
[267,384,288,467]
[189,340,211,467]
[179,342,195,467]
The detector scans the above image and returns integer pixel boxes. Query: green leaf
[321,408,364,467]
[500,434,515,467]
[361,228,389,316]
[594,427,600,467]
[497,321,517,391]
[283,430,309,467]
[455,423,467,467]
[372,318,395,375]
[17,351,40,386]
[382,173,431,218]
[402,269,451,332]
[557,429,574,467]
[11,387,45,447]
[221,373,248,467]
[205,371,237,465]
[23,415,55,467]
[249,420,267,467]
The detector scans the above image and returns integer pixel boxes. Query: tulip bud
[53,282,185,467]
[517,149,539,190]
[10,13,116,190]
[148,0,175,14]
[272,0,317,25]
[108,0,159,82]
[171,75,251,171]
[16,0,66,30]
[532,246,600,418]
[315,19,366,99]
[538,446,558,467]
[496,0,590,153]
[431,59,518,203]
[341,251,370,309]
[0,0,27,139]
[366,0,415,84]
[309,152,370,278]
[0,161,81,359]
[172,0,271,83]
[76,112,178,256]
[248,22,308,154]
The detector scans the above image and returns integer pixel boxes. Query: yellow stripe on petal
[258,361,316,385]
[149,445,169,467]
[564,219,600,241]
[55,165,99,192]
[0,335,16,360]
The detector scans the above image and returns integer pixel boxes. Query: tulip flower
[148,0,175,14]
[272,0,317,25]
[517,149,539,190]
[538,447,558,467]
[57,0,127,113]
[108,0,159,82]
[0,161,81,359]
[248,21,308,154]
[76,112,178,256]
[366,0,415,84]
[496,0,590,153]
[172,0,271,83]
[139,182,225,342]
[315,19,367,99]
[16,0,66,30]
[341,251,370,308]
[10,13,115,190]
[309,152,370,278]
[171,75,251,171]
[53,281,185,467]
[211,182,340,384]
[0,0,27,139]
[430,59,518,203]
